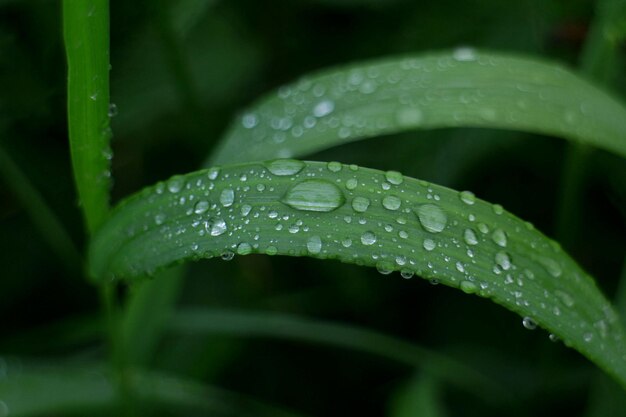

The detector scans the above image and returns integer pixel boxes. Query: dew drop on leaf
[460,280,478,294]
[237,242,252,255]
[307,235,323,254]
[351,196,371,212]
[220,189,235,207]
[194,200,209,214]
[492,229,507,247]
[265,159,306,176]
[522,317,537,330]
[459,190,476,205]
[281,180,345,212]
[415,204,447,233]
[167,176,185,193]
[361,231,377,245]
[385,170,404,185]
[382,195,401,211]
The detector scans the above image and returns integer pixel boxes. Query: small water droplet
[361,231,377,245]
[376,260,394,275]
[583,333,594,343]
[423,238,436,251]
[460,280,478,294]
[220,188,235,207]
[395,107,423,127]
[463,228,478,245]
[242,113,258,128]
[453,47,477,61]
[241,204,252,216]
[492,229,507,247]
[415,204,447,233]
[265,246,278,255]
[108,103,118,117]
[167,176,185,193]
[352,196,371,213]
[400,269,414,279]
[207,167,220,180]
[522,317,537,330]
[282,180,345,212]
[327,161,342,172]
[313,100,335,117]
[548,333,560,343]
[382,195,401,211]
[492,204,504,215]
[459,190,476,205]
[345,178,358,190]
[385,170,404,185]
[194,200,209,214]
[538,257,562,278]
[265,159,306,176]
[154,213,166,225]
[237,242,252,255]
[221,251,235,261]
[554,290,574,307]
[307,235,323,254]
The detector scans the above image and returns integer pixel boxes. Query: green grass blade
[207,50,626,165]
[63,0,112,234]
[389,374,447,417]
[0,362,307,417]
[170,308,505,401]
[88,159,626,389]
[0,145,82,277]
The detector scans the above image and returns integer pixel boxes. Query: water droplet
[241,204,252,216]
[459,190,476,205]
[382,195,401,211]
[492,204,504,215]
[265,159,306,176]
[522,317,537,330]
[307,235,322,254]
[167,176,185,193]
[108,103,118,117]
[423,238,436,251]
[463,228,478,245]
[221,251,235,261]
[346,178,358,190]
[548,333,560,343]
[327,161,342,172]
[477,223,489,234]
[282,180,345,212]
[242,113,258,128]
[237,242,252,255]
[194,200,209,214]
[313,100,335,117]
[495,251,512,271]
[385,170,404,185]
[351,196,371,213]
[361,231,377,245]
[583,333,594,343]
[400,269,414,279]
[395,107,423,127]
[207,167,220,180]
[538,257,562,278]
[154,213,166,225]
[220,188,235,207]
[376,261,394,275]
[554,290,574,307]
[205,218,227,236]
[415,204,447,233]
[492,229,507,247]
[265,246,278,255]
[453,47,477,61]
[460,280,478,294]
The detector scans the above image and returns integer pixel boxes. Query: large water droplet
[282,180,345,212]
[382,195,401,211]
[205,218,227,236]
[415,204,447,233]
[220,189,235,207]
[495,251,512,271]
[307,235,323,254]
[313,100,335,117]
[167,176,185,193]
[492,229,507,247]
[194,200,209,214]
[385,170,404,185]
[463,228,478,245]
[423,238,436,251]
[265,159,306,176]
[361,231,377,245]
[459,190,476,205]
[345,178,358,190]
[351,196,371,213]
[237,242,253,255]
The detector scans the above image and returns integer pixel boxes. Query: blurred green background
[1,0,626,416]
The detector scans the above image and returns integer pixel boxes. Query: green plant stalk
[0,145,82,277]
[555,0,626,245]
[63,0,112,235]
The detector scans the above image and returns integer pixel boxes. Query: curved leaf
[88,159,626,389]
[207,50,626,165]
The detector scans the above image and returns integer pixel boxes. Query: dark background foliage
[1,0,625,416]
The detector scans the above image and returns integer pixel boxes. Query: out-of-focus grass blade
[0,361,308,417]
[207,50,626,165]
[389,374,447,417]
[88,159,626,389]
[170,308,505,401]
